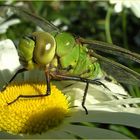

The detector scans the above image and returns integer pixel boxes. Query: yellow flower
[0,83,69,134]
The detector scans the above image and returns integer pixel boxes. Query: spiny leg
[53,74,110,114]
[91,79,110,90]
[7,93,46,105]
[82,82,89,114]
[53,74,109,90]
[7,71,51,105]
[45,70,51,95]
[0,68,26,92]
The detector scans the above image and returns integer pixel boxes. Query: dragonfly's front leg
[45,70,51,95]
[0,68,27,92]
[7,71,51,105]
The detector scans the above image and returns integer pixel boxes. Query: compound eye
[32,31,56,65]
[44,35,55,52]
[45,42,51,51]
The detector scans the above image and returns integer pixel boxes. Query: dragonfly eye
[45,43,51,51]
[18,35,35,68]
[32,31,56,66]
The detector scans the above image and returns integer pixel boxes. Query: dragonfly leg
[90,79,110,90]
[53,74,110,114]
[0,68,26,92]
[7,71,51,105]
[82,82,89,114]
[45,70,51,95]
[53,74,109,90]
[7,94,48,105]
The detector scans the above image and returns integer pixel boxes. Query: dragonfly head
[23,31,56,68]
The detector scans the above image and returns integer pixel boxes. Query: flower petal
[0,39,22,88]
[0,19,20,34]
[62,80,129,111]
[0,132,22,139]
[24,129,76,139]
[114,2,123,13]
[64,124,129,139]
[69,110,140,129]
[130,1,140,18]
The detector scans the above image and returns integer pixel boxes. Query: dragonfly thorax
[49,32,103,79]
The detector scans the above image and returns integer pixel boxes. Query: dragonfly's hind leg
[52,74,111,114]
[82,81,109,115]
[91,79,110,90]
[82,82,89,114]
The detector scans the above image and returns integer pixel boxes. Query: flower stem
[122,9,128,50]
[105,6,113,44]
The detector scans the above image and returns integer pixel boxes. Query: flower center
[0,83,69,134]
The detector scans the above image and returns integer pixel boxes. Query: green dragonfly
[0,5,140,114]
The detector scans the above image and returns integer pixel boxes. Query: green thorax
[53,32,103,79]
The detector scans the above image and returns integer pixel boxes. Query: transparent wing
[0,5,60,33]
[92,52,140,86]
[78,38,140,86]
[79,38,140,64]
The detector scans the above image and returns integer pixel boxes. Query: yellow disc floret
[0,83,69,134]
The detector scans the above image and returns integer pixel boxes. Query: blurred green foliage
[0,1,140,50]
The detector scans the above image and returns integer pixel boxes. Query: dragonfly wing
[93,53,140,86]
[0,5,60,33]
[79,38,140,64]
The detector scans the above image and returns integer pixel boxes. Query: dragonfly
[0,5,140,114]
